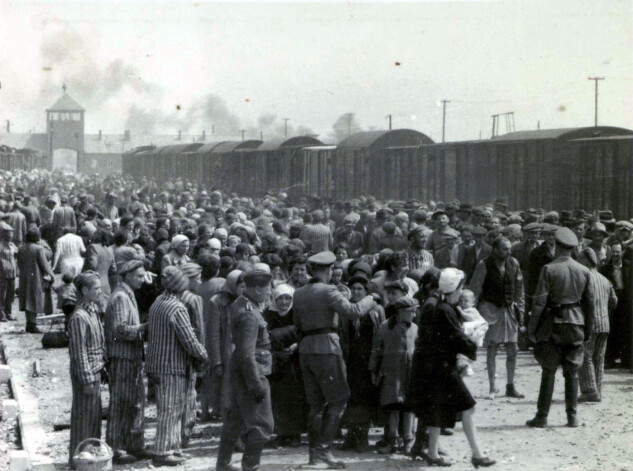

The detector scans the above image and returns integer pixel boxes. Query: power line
[440,100,451,143]
[344,113,354,137]
[283,118,290,138]
[588,77,605,126]
[386,114,392,130]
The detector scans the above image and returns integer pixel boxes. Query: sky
[0,0,631,143]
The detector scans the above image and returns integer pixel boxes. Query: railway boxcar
[334,129,434,200]
[292,145,337,197]
[209,140,263,193]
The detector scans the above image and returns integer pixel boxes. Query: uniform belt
[301,327,337,338]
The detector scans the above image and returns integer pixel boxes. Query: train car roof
[257,136,322,151]
[153,143,204,155]
[211,140,263,153]
[302,145,338,151]
[491,126,633,142]
[337,129,434,150]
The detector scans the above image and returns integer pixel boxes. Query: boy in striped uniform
[104,259,148,464]
[147,266,208,467]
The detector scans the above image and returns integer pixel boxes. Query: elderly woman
[161,234,191,271]
[18,228,55,333]
[264,284,306,447]
[407,268,495,468]
[207,270,245,420]
[339,273,385,452]
[68,272,106,468]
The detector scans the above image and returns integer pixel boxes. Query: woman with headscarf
[161,234,191,271]
[406,268,495,468]
[263,284,306,447]
[68,271,106,468]
[207,270,245,420]
[339,273,385,452]
[17,228,55,333]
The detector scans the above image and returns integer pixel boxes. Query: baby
[456,289,489,377]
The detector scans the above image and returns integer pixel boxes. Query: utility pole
[441,100,450,143]
[260,131,263,141]
[344,113,354,137]
[588,77,605,126]
[240,130,245,141]
[386,114,392,130]
[283,118,290,138]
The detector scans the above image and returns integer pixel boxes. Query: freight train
[0,146,50,173]
[122,126,633,217]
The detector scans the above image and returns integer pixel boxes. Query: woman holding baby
[406,267,495,468]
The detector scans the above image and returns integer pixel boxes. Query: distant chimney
[202,130,206,141]
[6,120,10,133]
[123,130,131,141]
[98,130,102,141]
[177,130,182,141]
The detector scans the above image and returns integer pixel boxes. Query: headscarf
[221,269,243,297]
[269,284,294,316]
[171,234,189,250]
[161,266,189,293]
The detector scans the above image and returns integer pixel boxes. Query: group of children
[369,288,488,452]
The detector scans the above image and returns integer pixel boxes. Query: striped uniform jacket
[587,269,617,334]
[147,292,208,376]
[68,300,106,385]
[105,282,144,361]
[181,290,205,346]
[406,247,435,273]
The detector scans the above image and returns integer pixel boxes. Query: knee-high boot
[536,368,556,418]
[216,438,238,471]
[242,441,264,471]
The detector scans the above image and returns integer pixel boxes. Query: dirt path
[2,308,632,471]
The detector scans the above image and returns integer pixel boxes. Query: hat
[579,247,598,268]
[180,262,202,278]
[413,209,428,221]
[243,267,273,286]
[458,203,472,213]
[308,251,337,268]
[385,279,408,292]
[170,234,189,249]
[161,266,189,293]
[560,210,573,221]
[441,228,460,240]
[494,196,508,207]
[208,238,222,250]
[74,271,100,292]
[615,220,633,231]
[117,259,144,276]
[408,225,431,239]
[383,222,397,235]
[438,268,465,294]
[541,224,558,234]
[432,209,448,220]
[523,222,542,232]
[393,296,419,311]
[350,261,373,278]
[588,223,608,236]
[472,226,487,236]
[555,227,579,248]
[348,273,369,286]
[599,210,615,223]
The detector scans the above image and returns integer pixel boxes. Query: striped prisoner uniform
[147,292,208,456]
[180,289,205,444]
[406,247,435,274]
[579,269,617,395]
[68,300,106,466]
[104,282,146,455]
[301,223,333,254]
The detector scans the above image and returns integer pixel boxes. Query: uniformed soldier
[526,228,595,428]
[293,251,377,469]
[216,267,274,471]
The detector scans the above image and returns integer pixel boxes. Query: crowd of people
[0,168,631,470]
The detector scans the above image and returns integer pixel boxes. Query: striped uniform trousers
[579,333,609,395]
[106,358,146,454]
[154,374,188,456]
[181,371,197,443]
[69,373,102,466]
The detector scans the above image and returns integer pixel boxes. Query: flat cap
[308,251,337,267]
[350,261,373,278]
[472,226,487,236]
[541,223,559,234]
[385,280,408,292]
[458,203,472,213]
[579,247,598,268]
[615,220,633,231]
[555,227,579,248]
[243,267,273,285]
[393,296,419,311]
[432,209,448,220]
[441,228,460,239]
[523,222,542,232]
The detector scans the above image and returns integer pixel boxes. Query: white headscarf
[269,284,295,316]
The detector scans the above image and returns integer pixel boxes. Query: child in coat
[370,296,419,454]
[456,289,488,376]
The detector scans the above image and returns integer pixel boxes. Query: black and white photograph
[0,1,631,470]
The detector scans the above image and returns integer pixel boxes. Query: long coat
[18,242,54,313]
[407,300,477,428]
[369,319,418,407]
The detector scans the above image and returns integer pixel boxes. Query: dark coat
[527,242,556,297]
[407,300,477,428]
[18,242,55,313]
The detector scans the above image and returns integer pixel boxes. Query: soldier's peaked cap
[308,251,337,268]
[555,227,578,248]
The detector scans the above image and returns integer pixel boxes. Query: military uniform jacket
[293,279,375,356]
[230,295,272,393]
[529,256,596,342]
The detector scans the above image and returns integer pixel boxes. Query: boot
[377,436,395,455]
[355,427,370,453]
[506,384,525,398]
[26,323,42,334]
[312,448,346,469]
[525,414,548,428]
[535,368,556,419]
[564,372,579,426]
[241,442,264,471]
[216,438,239,471]
[410,423,428,458]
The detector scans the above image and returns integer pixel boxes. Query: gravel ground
[1,306,633,471]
